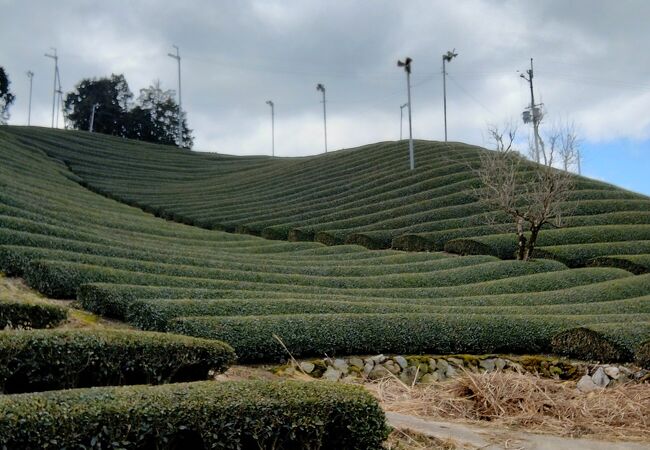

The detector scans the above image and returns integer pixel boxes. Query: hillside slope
[0,126,648,362]
[7,127,650,272]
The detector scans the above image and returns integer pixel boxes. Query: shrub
[168,313,641,362]
[550,327,632,362]
[552,321,650,363]
[536,241,650,267]
[0,299,67,329]
[589,254,650,275]
[636,340,650,369]
[0,329,235,393]
[0,380,389,449]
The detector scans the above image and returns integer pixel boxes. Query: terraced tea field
[0,126,648,364]
[9,126,650,273]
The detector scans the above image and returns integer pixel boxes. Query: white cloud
[2,0,650,158]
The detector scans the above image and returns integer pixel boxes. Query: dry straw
[367,370,650,440]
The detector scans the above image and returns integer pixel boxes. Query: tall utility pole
[399,103,408,140]
[26,71,34,126]
[266,100,275,156]
[44,48,59,128]
[168,45,182,147]
[397,57,414,170]
[316,83,327,153]
[89,103,99,132]
[442,49,458,142]
[520,58,541,163]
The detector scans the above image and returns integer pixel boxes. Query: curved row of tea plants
[7,127,650,268]
[0,127,647,365]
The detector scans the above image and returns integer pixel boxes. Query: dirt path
[387,412,650,450]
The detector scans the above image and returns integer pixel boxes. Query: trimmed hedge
[552,322,650,363]
[0,299,67,329]
[637,340,650,369]
[445,226,650,261]
[550,327,632,362]
[0,329,235,393]
[589,254,650,275]
[168,313,645,362]
[536,241,650,267]
[0,380,389,449]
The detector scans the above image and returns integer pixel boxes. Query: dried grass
[367,370,650,440]
[384,428,457,450]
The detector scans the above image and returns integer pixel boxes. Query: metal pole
[521,58,540,163]
[55,72,62,129]
[406,70,414,170]
[442,50,457,142]
[443,57,447,142]
[400,103,407,141]
[89,103,98,132]
[26,71,33,126]
[168,45,182,147]
[317,83,327,153]
[529,58,541,164]
[266,100,274,156]
[577,148,582,175]
[45,48,58,128]
[322,90,327,153]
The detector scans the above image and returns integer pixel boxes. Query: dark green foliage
[0,329,235,393]
[551,321,650,364]
[64,74,132,136]
[444,225,650,260]
[0,66,15,124]
[550,327,632,362]
[636,340,650,369]
[64,76,193,147]
[536,241,650,267]
[169,313,644,362]
[589,254,650,274]
[0,380,389,449]
[129,81,193,148]
[0,299,67,329]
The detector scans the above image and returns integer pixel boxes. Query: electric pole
[520,58,541,163]
[44,48,59,128]
[316,83,327,153]
[400,103,408,140]
[89,103,99,132]
[266,100,275,156]
[442,49,458,142]
[26,71,34,126]
[397,57,414,170]
[168,45,182,147]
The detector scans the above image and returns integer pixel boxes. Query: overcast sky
[2,0,650,194]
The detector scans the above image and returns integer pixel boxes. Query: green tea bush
[169,313,642,362]
[0,329,235,393]
[0,380,389,449]
[589,254,650,274]
[636,340,650,369]
[551,322,650,363]
[536,241,650,267]
[0,299,67,329]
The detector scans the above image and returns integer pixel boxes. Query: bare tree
[475,124,579,260]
